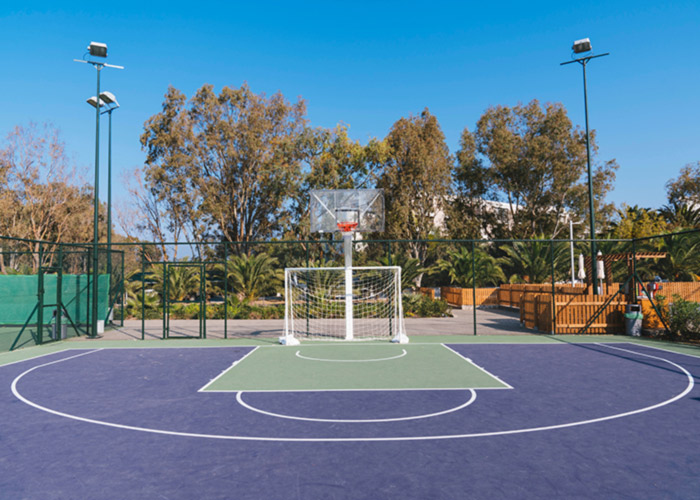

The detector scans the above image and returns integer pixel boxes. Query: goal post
[281,266,408,344]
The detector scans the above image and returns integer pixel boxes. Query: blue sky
[1,1,699,221]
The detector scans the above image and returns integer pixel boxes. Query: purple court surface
[1,341,699,499]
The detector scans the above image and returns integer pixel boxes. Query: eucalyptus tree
[666,161,700,206]
[288,125,387,240]
[454,100,618,239]
[0,122,97,271]
[140,83,308,246]
[377,109,452,284]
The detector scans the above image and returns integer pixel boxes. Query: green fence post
[37,242,44,345]
[201,263,206,339]
[56,245,63,340]
[163,263,168,339]
[551,240,557,335]
[120,251,125,326]
[224,242,228,339]
[631,239,638,305]
[141,244,145,340]
[86,245,92,337]
[471,240,477,336]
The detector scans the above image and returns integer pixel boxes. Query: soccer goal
[282,266,408,344]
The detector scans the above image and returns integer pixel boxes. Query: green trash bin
[625,304,643,336]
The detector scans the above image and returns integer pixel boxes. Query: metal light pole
[87,92,119,288]
[75,42,123,336]
[561,38,609,295]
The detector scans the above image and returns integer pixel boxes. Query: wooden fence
[653,282,700,302]
[420,281,698,334]
[439,287,499,307]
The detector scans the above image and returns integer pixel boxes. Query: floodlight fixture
[86,96,105,109]
[572,38,592,54]
[88,41,108,58]
[99,91,119,108]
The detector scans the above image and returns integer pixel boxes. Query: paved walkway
[94,307,534,341]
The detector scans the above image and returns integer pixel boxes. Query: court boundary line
[620,342,700,359]
[2,339,696,370]
[9,342,695,442]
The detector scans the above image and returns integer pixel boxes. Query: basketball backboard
[309,189,385,233]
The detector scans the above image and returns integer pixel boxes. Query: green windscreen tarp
[0,274,110,325]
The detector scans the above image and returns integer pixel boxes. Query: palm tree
[149,262,202,302]
[430,246,506,287]
[659,202,700,230]
[368,253,424,290]
[501,237,569,284]
[216,252,282,301]
[654,232,700,281]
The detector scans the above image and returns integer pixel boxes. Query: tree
[659,201,700,230]
[666,162,700,206]
[140,83,308,245]
[446,128,494,239]
[216,252,282,301]
[0,123,96,272]
[148,262,201,302]
[455,100,618,239]
[431,246,506,287]
[654,232,700,282]
[607,204,667,239]
[501,237,569,284]
[377,109,452,283]
[368,253,423,290]
[288,125,387,240]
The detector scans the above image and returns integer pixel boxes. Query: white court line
[235,389,477,423]
[0,348,86,368]
[295,348,407,362]
[10,343,695,442]
[198,347,259,392]
[619,342,700,359]
[441,344,514,389]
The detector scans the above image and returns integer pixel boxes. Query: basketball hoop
[337,221,358,233]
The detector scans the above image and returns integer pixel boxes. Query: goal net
[283,266,408,343]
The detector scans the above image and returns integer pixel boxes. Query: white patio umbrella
[577,253,586,281]
[597,251,605,294]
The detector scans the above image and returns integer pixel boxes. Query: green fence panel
[0,274,110,324]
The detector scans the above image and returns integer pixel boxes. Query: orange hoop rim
[337,221,359,232]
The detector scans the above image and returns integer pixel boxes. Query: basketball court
[2,336,699,499]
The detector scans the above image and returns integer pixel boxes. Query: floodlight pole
[561,51,609,295]
[91,65,101,336]
[106,106,114,274]
[75,46,123,337]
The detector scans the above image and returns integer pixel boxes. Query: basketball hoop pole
[342,229,354,340]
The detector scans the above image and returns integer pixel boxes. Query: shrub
[667,295,700,341]
[402,293,452,318]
